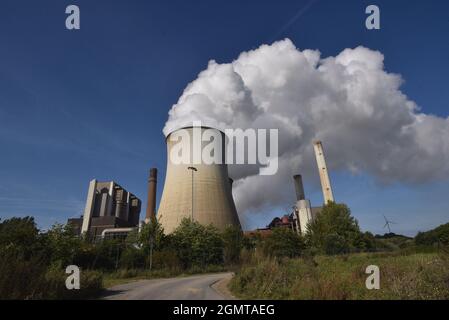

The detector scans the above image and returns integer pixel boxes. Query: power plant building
[157,126,241,233]
[69,180,141,238]
[291,140,334,235]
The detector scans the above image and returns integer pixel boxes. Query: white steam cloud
[164,39,449,218]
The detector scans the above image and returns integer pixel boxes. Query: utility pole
[187,166,198,221]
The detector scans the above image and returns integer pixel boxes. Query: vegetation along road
[103,273,234,300]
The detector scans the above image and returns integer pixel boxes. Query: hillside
[415,222,449,246]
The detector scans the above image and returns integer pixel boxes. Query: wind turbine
[383,215,397,233]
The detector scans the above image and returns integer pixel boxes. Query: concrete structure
[157,126,241,233]
[145,168,158,223]
[293,175,305,201]
[313,140,334,204]
[71,180,141,238]
[293,175,314,235]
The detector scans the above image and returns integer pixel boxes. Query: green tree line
[1,201,446,299]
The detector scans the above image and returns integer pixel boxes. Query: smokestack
[313,140,334,204]
[292,174,313,235]
[293,175,305,201]
[145,168,158,223]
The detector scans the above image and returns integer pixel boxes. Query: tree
[306,202,363,255]
[139,215,165,270]
[172,218,224,268]
[222,225,243,264]
[263,227,305,258]
[415,222,449,247]
[46,223,83,267]
[0,217,40,259]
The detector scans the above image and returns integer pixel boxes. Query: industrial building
[290,140,334,235]
[245,140,334,236]
[157,126,241,233]
[68,135,332,239]
[68,180,141,239]
[291,140,334,235]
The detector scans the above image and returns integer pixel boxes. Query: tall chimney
[293,175,305,201]
[145,168,157,223]
[313,141,334,204]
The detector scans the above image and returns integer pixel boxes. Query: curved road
[103,272,234,300]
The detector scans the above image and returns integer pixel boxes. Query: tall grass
[0,252,103,300]
[230,248,449,300]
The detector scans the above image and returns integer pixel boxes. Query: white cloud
[164,39,449,217]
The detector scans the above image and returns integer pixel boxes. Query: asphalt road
[103,272,234,300]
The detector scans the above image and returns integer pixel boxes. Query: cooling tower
[157,126,241,234]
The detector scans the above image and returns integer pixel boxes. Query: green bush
[306,202,363,254]
[171,218,224,268]
[152,249,182,271]
[0,217,42,260]
[0,250,48,299]
[119,246,146,270]
[262,227,305,258]
[0,249,103,300]
[415,222,449,246]
[44,267,103,300]
[324,233,348,255]
[222,225,243,264]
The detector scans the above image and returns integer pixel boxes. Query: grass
[229,248,449,300]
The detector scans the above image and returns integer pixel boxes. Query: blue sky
[0,0,448,235]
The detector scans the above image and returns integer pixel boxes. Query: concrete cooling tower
[157,126,241,234]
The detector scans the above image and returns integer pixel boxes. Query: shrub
[152,249,181,271]
[119,246,146,270]
[262,227,305,258]
[46,223,84,267]
[44,267,103,300]
[0,250,48,299]
[0,217,41,260]
[415,222,449,247]
[0,249,103,300]
[171,218,224,268]
[222,225,243,264]
[306,202,363,254]
[324,233,349,255]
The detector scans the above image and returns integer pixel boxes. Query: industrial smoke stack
[313,140,334,204]
[293,174,313,235]
[293,175,305,201]
[157,126,241,233]
[145,168,158,223]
